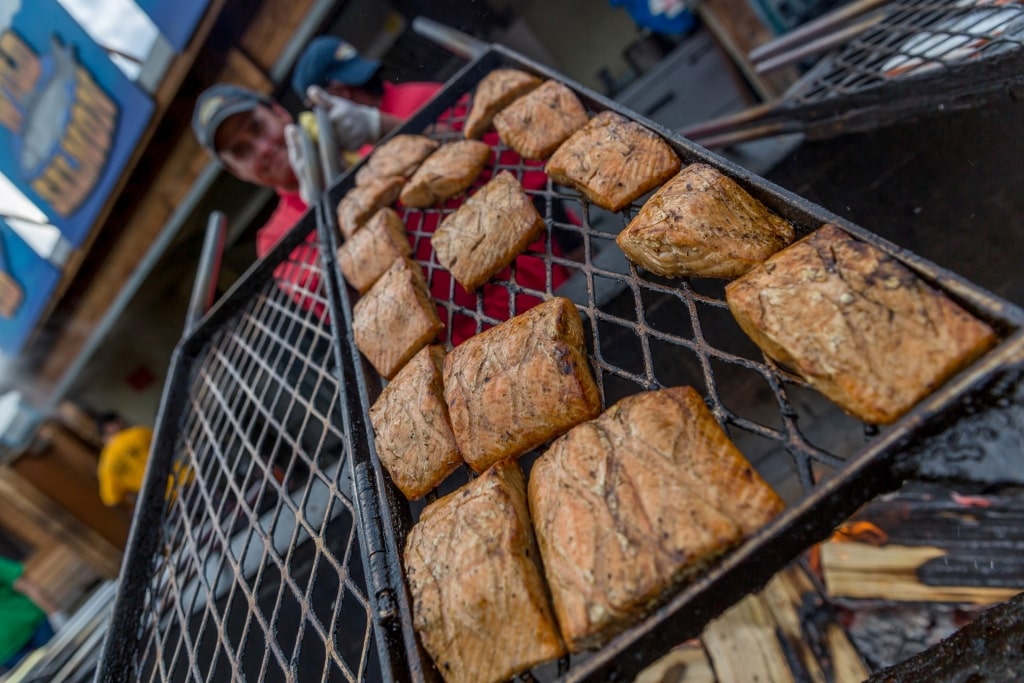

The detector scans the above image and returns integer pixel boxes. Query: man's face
[214,103,298,192]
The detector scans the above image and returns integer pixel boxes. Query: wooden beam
[0,467,122,578]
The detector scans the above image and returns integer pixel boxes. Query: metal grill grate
[791,0,1024,103]
[320,47,1024,682]
[98,216,384,683]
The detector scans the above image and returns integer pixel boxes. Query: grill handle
[412,16,488,59]
[185,211,227,336]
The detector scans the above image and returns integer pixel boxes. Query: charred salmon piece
[353,256,442,380]
[399,140,492,208]
[493,80,589,160]
[370,345,463,500]
[404,459,565,683]
[443,297,601,473]
[528,386,785,652]
[431,170,544,292]
[617,163,795,279]
[726,224,998,424]
[546,111,681,212]
[465,68,543,139]
[355,134,439,186]
[336,208,411,293]
[337,175,404,238]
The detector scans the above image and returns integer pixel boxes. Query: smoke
[0,1,20,34]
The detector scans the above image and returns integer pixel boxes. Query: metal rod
[681,101,780,139]
[185,212,227,336]
[314,106,341,187]
[411,16,489,60]
[755,11,887,73]
[692,119,804,148]
[749,0,892,63]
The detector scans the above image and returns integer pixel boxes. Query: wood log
[635,642,716,683]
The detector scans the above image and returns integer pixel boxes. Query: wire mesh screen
[120,239,382,683]
[322,48,1024,682]
[790,0,1024,104]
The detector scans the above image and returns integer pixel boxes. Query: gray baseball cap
[192,84,274,156]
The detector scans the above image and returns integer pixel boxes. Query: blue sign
[0,0,154,247]
[0,221,61,355]
[136,0,210,52]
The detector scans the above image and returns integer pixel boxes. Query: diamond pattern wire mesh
[789,0,1024,104]
[122,241,381,683]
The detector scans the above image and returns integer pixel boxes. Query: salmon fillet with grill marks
[370,345,462,500]
[399,140,491,208]
[726,224,998,424]
[528,386,785,651]
[493,80,589,159]
[353,257,442,380]
[443,297,601,473]
[404,459,565,683]
[546,111,681,212]
[465,68,543,139]
[337,175,404,238]
[355,134,439,186]
[336,208,411,293]
[617,163,795,278]
[432,170,544,292]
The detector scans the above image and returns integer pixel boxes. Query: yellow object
[298,110,319,144]
[98,426,192,506]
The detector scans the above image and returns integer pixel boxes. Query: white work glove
[285,123,321,204]
[307,85,382,149]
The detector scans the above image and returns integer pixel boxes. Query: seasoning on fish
[399,140,492,208]
[431,170,545,292]
[337,175,404,238]
[465,68,543,139]
[616,163,795,278]
[528,386,785,651]
[726,224,998,424]
[443,297,601,473]
[404,459,566,683]
[493,80,589,159]
[353,257,442,380]
[355,134,439,186]
[546,111,681,212]
[336,207,411,293]
[370,345,463,500]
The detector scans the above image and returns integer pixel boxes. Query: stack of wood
[635,482,1024,681]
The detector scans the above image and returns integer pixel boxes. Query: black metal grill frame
[317,46,1024,682]
[690,0,1024,144]
[97,44,1024,683]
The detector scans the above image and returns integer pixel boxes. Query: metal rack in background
[684,0,1024,147]
[96,36,1024,683]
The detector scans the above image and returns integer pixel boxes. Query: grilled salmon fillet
[443,297,601,473]
[465,68,543,139]
[336,208,411,293]
[432,170,545,292]
[529,386,785,651]
[370,345,463,500]
[546,111,681,212]
[337,175,404,238]
[493,80,589,159]
[353,257,443,380]
[399,140,492,208]
[726,224,998,424]
[355,134,439,186]
[617,163,795,278]
[404,459,565,683]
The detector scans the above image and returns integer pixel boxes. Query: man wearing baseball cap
[192,81,400,314]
